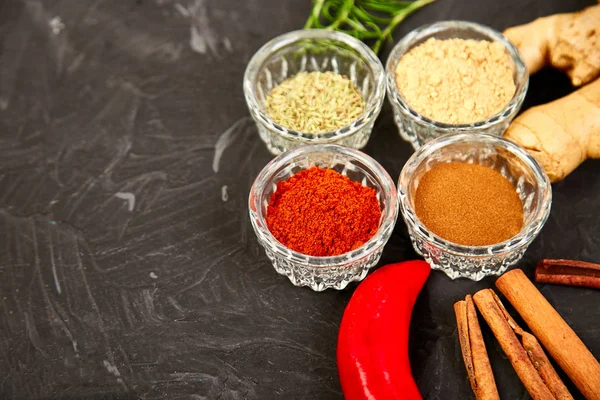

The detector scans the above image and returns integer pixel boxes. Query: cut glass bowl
[386,21,528,149]
[398,133,551,281]
[244,30,385,155]
[249,144,398,291]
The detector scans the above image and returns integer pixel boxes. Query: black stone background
[0,0,598,399]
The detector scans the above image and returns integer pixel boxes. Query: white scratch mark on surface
[149,272,158,279]
[223,37,232,52]
[49,16,65,35]
[188,0,220,56]
[167,296,186,315]
[142,288,162,322]
[114,192,135,212]
[74,238,127,388]
[174,3,190,17]
[221,185,228,202]
[170,372,218,382]
[190,25,207,54]
[24,312,47,356]
[103,360,122,377]
[48,230,62,294]
[0,18,31,111]
[213,118,250,173]
[67,53,85,74]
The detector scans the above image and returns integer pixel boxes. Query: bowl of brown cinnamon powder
[398,133,551,281]
[385,21,528,149]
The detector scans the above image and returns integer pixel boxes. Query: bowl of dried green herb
[244,29,385,155]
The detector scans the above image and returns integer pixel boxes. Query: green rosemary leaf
[344,29,382,41]
[304,0,325,29]
[346,16,369,32]
[363,20,384,36]
[354,6,392,25]
[361,1,403,13]
[321,3,339,25]
[327,0,355,31]
[366,0,414,8]
[304,0,436,54]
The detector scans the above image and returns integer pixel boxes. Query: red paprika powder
[266,166,381,257]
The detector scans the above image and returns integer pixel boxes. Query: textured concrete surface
[0,0,598,398]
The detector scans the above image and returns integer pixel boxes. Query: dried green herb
[304,0,436,54]
[265,71,364,133]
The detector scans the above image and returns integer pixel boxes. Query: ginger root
[503,4,600,87]
[504,78,600,182]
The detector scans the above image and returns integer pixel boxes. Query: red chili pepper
[337,261,431,400]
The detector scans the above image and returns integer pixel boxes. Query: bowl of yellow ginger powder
[385,20,528,149]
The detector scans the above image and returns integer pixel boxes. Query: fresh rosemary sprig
[304,0,436,54]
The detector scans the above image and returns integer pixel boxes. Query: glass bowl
[249,144,398,291]
[398,133,551,281]
[386,21,529,149]
[244,29,386,155]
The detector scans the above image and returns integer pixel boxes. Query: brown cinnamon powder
[414,163,523,246]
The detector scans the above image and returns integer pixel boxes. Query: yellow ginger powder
[395,38,516,124]
[265,71,364,133]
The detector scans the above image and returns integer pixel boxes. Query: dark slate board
[0,0,598,399]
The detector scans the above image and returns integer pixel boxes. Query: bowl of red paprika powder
[249,145,398,291]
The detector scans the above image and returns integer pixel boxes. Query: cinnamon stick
[497,269,600,400]
[454,295,500,400]
[473,289,555,400]
[535,259,600,289]
[489,291,572,400]
[520,333,572,400]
